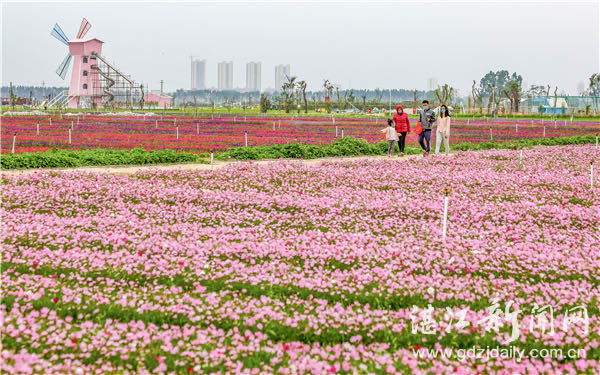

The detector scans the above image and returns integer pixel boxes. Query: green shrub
[1,148,201,170]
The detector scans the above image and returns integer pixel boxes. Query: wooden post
[591,161,595,190]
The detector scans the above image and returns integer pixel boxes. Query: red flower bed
[1,115,598,154]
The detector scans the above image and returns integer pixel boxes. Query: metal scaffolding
[90,53,142,109]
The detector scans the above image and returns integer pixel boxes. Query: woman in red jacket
[392,104,410,156]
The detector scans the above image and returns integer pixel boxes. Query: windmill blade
[76,18,91,39]
[50,23,69,46]
[56,53,72,79]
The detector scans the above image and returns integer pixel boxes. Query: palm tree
[323,79,334,113]
[298,80,308,113]
[281,75,297,113]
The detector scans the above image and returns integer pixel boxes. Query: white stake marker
[336,126,338,137]
[245,131,248,147]
[11,134,16,154]
[210,152,214,171]
[341,129,344,138]
[490,128,493,140]
[68,129,71,144]
[519,149,523,165]
[196,123,199,135]
[591,162,595,190]
[442,192,449,240]
[37,123,39,135]
[543,126,546,137]
[176,126,179,140]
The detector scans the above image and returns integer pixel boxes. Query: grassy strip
[0,148,204,170]
[2,134,595,169]
[216,134,596,160]
[3,261,598,316]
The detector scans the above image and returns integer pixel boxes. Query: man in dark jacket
[418,100,436,156]
[392,104,410,156]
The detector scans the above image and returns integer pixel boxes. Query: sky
[2,0,599,95]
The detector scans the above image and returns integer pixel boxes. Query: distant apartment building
[218,61,233,90]
[246,62,262,92]
[274,64,290,91]
[427,77,438,91]
[190,59,206,90]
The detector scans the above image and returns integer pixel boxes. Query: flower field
[1,144,599,374]
[2,115,599,154]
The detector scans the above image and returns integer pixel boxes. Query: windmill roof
[69,38,104,43]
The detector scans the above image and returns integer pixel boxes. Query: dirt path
[1,153,435,177]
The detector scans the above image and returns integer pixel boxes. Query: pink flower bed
[1,144,599,373]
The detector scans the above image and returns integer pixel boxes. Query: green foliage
[1,148,202,170]
[216,137,403,161]
[218,134,596,161]
[259,94,270,113]
[479,70,522,98]
[1,135,595,169]
[452,134,595,152]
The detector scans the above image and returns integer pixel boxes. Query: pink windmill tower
[51,18,103,109]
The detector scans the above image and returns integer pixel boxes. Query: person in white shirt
[381,119,399,157]
[435,104,451,155]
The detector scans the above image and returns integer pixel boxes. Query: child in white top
[381,119,399,157]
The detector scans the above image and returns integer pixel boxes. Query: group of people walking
[381,100,451,157]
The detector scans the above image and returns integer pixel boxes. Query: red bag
[414,121,423,135]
